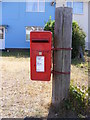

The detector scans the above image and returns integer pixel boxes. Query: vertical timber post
[52,7,72,106]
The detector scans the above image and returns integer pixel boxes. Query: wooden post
[52,7,72,106]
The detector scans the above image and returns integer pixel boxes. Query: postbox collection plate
[30,31,52,81]
[36,56,44,72]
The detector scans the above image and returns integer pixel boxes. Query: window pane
[73,2,83,14]
[26,0,45,12]
[39,2,45,12]
[67,2,72,8]
[26,2,38,12]
[0,28,3,39]
[26,26,44,41]
[26,27,32,41]
[26,34,30,40]
[32,2,38,12]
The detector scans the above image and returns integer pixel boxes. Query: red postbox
[30,31,52,81]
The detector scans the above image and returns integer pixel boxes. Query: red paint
[30,31,52,81]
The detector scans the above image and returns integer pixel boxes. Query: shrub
[72,21,86,58]
[44,16,55,45]
[64,85,88,117]
[44,17,86,58]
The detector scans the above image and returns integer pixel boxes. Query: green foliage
[2,51,30,58]
[64,85,88,116]
[72,21,86,58]
[44,17,86,58]
[71,57,88,70]
[44,16,55,45]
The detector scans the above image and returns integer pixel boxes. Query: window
[67,2,83,14]
[73,2,83,14]
[0,28,4,39]
[26,26,44,41]
[26,0,45,12]
[67,2,72,8]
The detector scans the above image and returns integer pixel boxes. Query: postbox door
[30,31,52,81]
[31,50,51,81]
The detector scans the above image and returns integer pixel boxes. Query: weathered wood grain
[52,7,72,106]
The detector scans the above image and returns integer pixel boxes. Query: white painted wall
[56,0,66,7]
[73,2,88,49]
[56,0,89,49]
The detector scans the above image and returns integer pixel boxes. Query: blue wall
[2,2,55,48]
[0,2,2,25]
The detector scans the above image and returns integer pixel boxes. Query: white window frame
[26,0,45,12]
[0,27,5,49]
[0,27,5,40]
[67,1,83,15]
[26,26,44,42]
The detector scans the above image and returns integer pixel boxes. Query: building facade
[0,0,89,50]
[56,0,90,50]
[0,0,55,49]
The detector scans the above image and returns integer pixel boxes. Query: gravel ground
[0,57,52,118]
[71,65,88,89]
[0,56,88,118]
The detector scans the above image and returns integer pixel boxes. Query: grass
[71,54,89,92]
[71,52,88,68]
[71,58,88,75]
[69,53,89,118]
[1,50,30,58]
[71,58,88,76]
[0,50,90,118]
[1,50,89,88]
